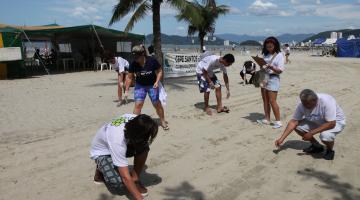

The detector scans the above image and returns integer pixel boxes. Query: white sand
[1,53,360,200]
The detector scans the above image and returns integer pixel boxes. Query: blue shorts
[197,74,221,93]
[134,83,159,103]
[265,74,280,92]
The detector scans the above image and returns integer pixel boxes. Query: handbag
[253,53,277,88]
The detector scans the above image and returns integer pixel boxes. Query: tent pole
[21,29,50,75]
[91,25,105,52]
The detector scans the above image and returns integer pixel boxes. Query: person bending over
[90,114,158,199]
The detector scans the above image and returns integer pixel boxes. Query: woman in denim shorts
[257,37,285,129]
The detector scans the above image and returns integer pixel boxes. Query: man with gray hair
[275,89,346,160]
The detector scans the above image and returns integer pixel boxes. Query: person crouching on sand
[90,114,158,199]
[275,89,346,160]
[195,54,235,115]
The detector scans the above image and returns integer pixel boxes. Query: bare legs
[261,88,271,121]
[260,88,280,121]
[268,90,280,121]
[134,101,167,128]
[203,87,224,115]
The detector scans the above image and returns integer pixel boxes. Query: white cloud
[229,7,242,15]
[293,3,360,19]
[248,0,293,16]
[49,0,118,24]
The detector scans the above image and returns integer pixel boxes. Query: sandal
[161,125,170,131]
[217,106,230,113]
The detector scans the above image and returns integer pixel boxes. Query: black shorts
[285,53,290,56]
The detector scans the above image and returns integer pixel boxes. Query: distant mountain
[216,33,314,43]
[240,40,262,46]
[145,34,238,46]
[303,29,360,42]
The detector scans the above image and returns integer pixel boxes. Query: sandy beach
[1,52,360,200]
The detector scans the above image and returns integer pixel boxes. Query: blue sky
[1,0,359,36]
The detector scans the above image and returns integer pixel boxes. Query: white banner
[164,53,201,78]
[0,47,22,62]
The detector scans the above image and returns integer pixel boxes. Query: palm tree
[109,0,191,65]
[176,0,229,51]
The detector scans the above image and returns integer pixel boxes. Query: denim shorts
[265,74,280,92]
[134,83,159,103]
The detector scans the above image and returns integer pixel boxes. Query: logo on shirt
[111,117,126,127]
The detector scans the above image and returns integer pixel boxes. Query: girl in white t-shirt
[257,37,285,129]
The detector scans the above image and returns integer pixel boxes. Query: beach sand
[1,53,360,200]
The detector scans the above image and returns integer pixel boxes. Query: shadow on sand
[297,168,360,200]
[273,140,325,159]
[242,112,264,123]
[162,181,205,200]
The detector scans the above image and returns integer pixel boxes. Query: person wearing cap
[275,89,346,160]
[90,114,158,199]
[108,54,130,106]
[125,45,169,130]
[196,53,235,115]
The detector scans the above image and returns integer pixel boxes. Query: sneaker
[257,119,270,125]
[303,144,324,154]
[323,149,335,160]
[135,181,148,197]
[272,121,283,129]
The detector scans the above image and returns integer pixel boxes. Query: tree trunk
[199,33,205,52]
[152,0,163,66]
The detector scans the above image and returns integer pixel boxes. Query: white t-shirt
[293,93,346,125]
[111,57,129,73]
[90,114,137,167]
[196,55,227,77]
[264,53,285,74]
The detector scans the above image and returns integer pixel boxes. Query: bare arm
[223,73,229,91]
[308,121,336,136]
[202,69,214,88]
[268,65,283,74]
[275,119,299,147]
[153,67,163,88]
[125,73,134,93]
[118,167,143,200]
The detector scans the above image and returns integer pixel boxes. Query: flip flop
[161,125,170,131]
[217,106,230,113]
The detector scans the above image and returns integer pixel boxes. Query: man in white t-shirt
[109,56,130,106]
[90,114,158,199]
[196,54,235,115]
[275,89,345,160]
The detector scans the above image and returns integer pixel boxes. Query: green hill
[240,40,262,46]
[303,29,360,42]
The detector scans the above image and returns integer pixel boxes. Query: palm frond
[124,1,151,32]
[109,0,145,26]
[187,25,198,36]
